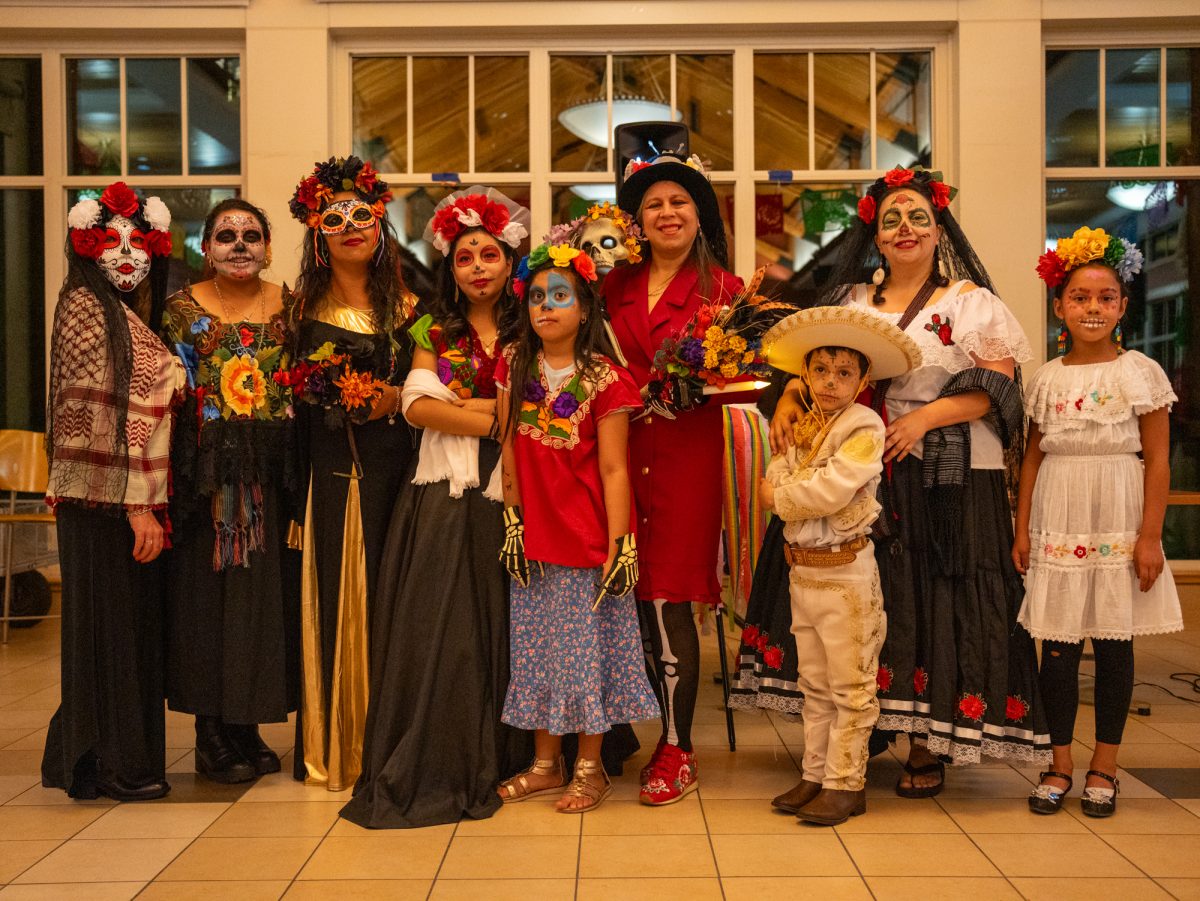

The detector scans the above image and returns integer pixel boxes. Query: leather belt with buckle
[784,535,871,568]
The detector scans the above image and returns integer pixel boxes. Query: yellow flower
[220,354,266,417]
[727,335,747,354]
[548,244,580,268]
[704,349,720,369]
[704,325,725,346]
[720,363,739,378]
[1056,227,1109,269]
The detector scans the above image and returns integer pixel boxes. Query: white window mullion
[179,56,190,175]
[807,51,816,173]
[467,55,476,175]
[528,49,552,243]
[406,55,414,176]
[605,53,613,174]
[869,50,878,170]
[731,46,756,279]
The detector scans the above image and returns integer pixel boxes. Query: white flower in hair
[456,208,484,229]
[143,196,171,232]
[67,198,101,230]
[501,220,529,246]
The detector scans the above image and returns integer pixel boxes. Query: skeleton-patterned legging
[637,599,701,752]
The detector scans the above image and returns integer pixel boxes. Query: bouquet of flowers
[643,268,794,417]
[273,341,388,430]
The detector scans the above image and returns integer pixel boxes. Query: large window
[1045,46,1200,558]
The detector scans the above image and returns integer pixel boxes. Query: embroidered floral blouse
[409,313,498,399]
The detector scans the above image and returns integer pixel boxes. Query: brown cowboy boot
[771,779,822,813]
[796,787,866,826]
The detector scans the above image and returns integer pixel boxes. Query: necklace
[213,277,267,352]
[648,265,684,297]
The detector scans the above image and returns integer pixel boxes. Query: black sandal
[895,759,945,799]
[1080,769,1119,818]
[1028,770,1073,815]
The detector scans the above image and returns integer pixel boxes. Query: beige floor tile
[300,830,455,880]
[1103,834,1200,877]
[581,796,707,835]
[0,774,39,804]
[1178,799,1200,815]
[431,878,577,900]
[0,751,47,777]
[0,729,47,752]
[973,832,1141,877]
[577,877,724,901]
[701,799,809,835]
[1,687,59,710]
[202,801,342,838]
[1067,798,1200,834]
[1112,720,1190,743]
[841,833,1000,877]
[1150,723,1200,744]
[1008,877,1172,900]
[4,783,115,807]
[76,802,229,839]
[0,841,62,884]
[722,876,871,901]
[138,882,290,900]
[0,728,38,749]
[14,838,191,884]
[0,804,108,840]
[437,834,577,880]
[711,833,857,877]
[692,722,782,747]
[0,711,53,731]
[937,766,1048,799]
[236,777,352,804]
[865,876,1020,900]
[454,799,582,837]
[685,748,799,800]
[0,882,145,900]
[157,837,319,882]
[939,798,1089,833]
[836,798,961,834]
[284,881,430,900]
[1114,743,1200,768]
[1155,878,1200,899]
[579,834,716,878]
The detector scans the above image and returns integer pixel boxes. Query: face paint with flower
[97,215,152,293]
[206,213,266,280]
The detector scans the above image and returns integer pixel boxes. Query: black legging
[637,599,700,752]
[1039,638,1135,747]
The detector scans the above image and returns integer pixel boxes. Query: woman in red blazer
[605,154,743,806]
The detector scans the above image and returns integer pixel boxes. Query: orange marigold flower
[335,368,385,410]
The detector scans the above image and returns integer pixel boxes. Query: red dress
[603,262,745,605]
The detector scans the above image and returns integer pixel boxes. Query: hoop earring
[1057,321,1068,356]
[1114,319,1123,350]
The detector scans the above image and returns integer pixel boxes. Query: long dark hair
[431,226,521,349]
[821,177,994,305]
[504,265,619,436]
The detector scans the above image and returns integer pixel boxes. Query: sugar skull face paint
[528,271,583,344]
[527,271,578,310]
[97,214,151,293]
[874,190,940,269]
[207,212,266,280]
[318,199,377,235]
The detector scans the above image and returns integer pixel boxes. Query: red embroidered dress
[410,313,498,399]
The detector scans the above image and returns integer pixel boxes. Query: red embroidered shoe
[640,737,667,783]
[639,743,698,806]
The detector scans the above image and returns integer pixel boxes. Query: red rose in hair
[957,693,986,721]
[857,195,877,224]
[145,229,172,257]
[431,205,464,244]
[1005,695,1029,722]
[883,167,914,188]
[480,200,511,238]
[763,645,784,670]
[70,227,106,259]
[294,177,323,211]
[573,253,597,283]
[354,161,378,193]
[629,160,650,175]
[928,179,952,210]
[913,667,928,696]
[458,194,488,218]
[1035,250,1066,288]
[100,182,140,218]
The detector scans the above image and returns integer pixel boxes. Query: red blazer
[604,261,744,605]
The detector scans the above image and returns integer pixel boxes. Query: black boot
[225,723,281,776]
[195,715,256,784]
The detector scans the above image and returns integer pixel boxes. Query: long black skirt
[874,456,1051,764]
[42,504,166,797]
[340,440,531,828]
[165,484,301,724]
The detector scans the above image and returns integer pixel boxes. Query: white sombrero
[762,305,922,381]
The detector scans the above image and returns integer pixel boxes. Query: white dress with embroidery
[1018,351,1182,642]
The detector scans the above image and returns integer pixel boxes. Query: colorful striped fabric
[721,405,771,618]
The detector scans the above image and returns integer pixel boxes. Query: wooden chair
[0,430,57,643]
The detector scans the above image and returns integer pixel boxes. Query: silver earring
[872,267,886,286]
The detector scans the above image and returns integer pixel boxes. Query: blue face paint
[528,271,578,310]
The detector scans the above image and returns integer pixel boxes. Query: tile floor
[1,587,1199,899]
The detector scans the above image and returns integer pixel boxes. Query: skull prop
[565,203,642,277]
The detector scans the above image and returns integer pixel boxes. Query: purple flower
[551,392,580,418]
[436,357,454,385]
[679,337,705,368]
[525,379,546,403]
[306,372,327,397]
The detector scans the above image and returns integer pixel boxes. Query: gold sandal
[556,757,612,814]
[498,756,566,803]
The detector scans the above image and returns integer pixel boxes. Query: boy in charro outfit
[757,305,920,825]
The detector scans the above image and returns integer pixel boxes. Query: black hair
[431,226,521,349]
[503,264,619,438]
[202,197,272,245]
[805,345,869,378]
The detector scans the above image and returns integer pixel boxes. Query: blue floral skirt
[503,564,660,735]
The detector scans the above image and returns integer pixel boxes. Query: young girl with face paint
[340,186,534,829]
[158,198,301,785]
[493,244,659,813]
[43,182,184,801]
[1015,230,1181,819]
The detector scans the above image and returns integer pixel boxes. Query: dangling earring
[1057,321,1068,355]
[871,265,886,286]
[264,246,273,269]
[313,231,328,268]
[1114,319,1123,350]
[372,221,385,266]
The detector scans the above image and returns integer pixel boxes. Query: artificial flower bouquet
[643,269,794,418]
[274,341,387,430]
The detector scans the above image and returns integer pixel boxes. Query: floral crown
[622,151,709,183]
[1036,226,1143,288]
[66,181,172,260]
[423,185,530,256]
[288,156,392,228]
[546,202,644,265]
[513,243,597,300]
[856,166,957,225]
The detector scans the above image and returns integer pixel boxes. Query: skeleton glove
[593,533,639,609]
[499,506,531,587]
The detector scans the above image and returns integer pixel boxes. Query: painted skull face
[207,213,266,280]
[577,217,631,274]
[97,215,151,293]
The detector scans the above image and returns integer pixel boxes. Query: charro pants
[789,551,885,791]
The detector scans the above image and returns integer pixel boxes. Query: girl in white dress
[1014,226,1182,819]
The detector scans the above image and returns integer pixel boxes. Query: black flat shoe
[1028,770,1073,815]
[195,715,257,784]
[95,776,171,802]
[1080,769,1119,818]
[895,760,944,799]
[225,724,281,776]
